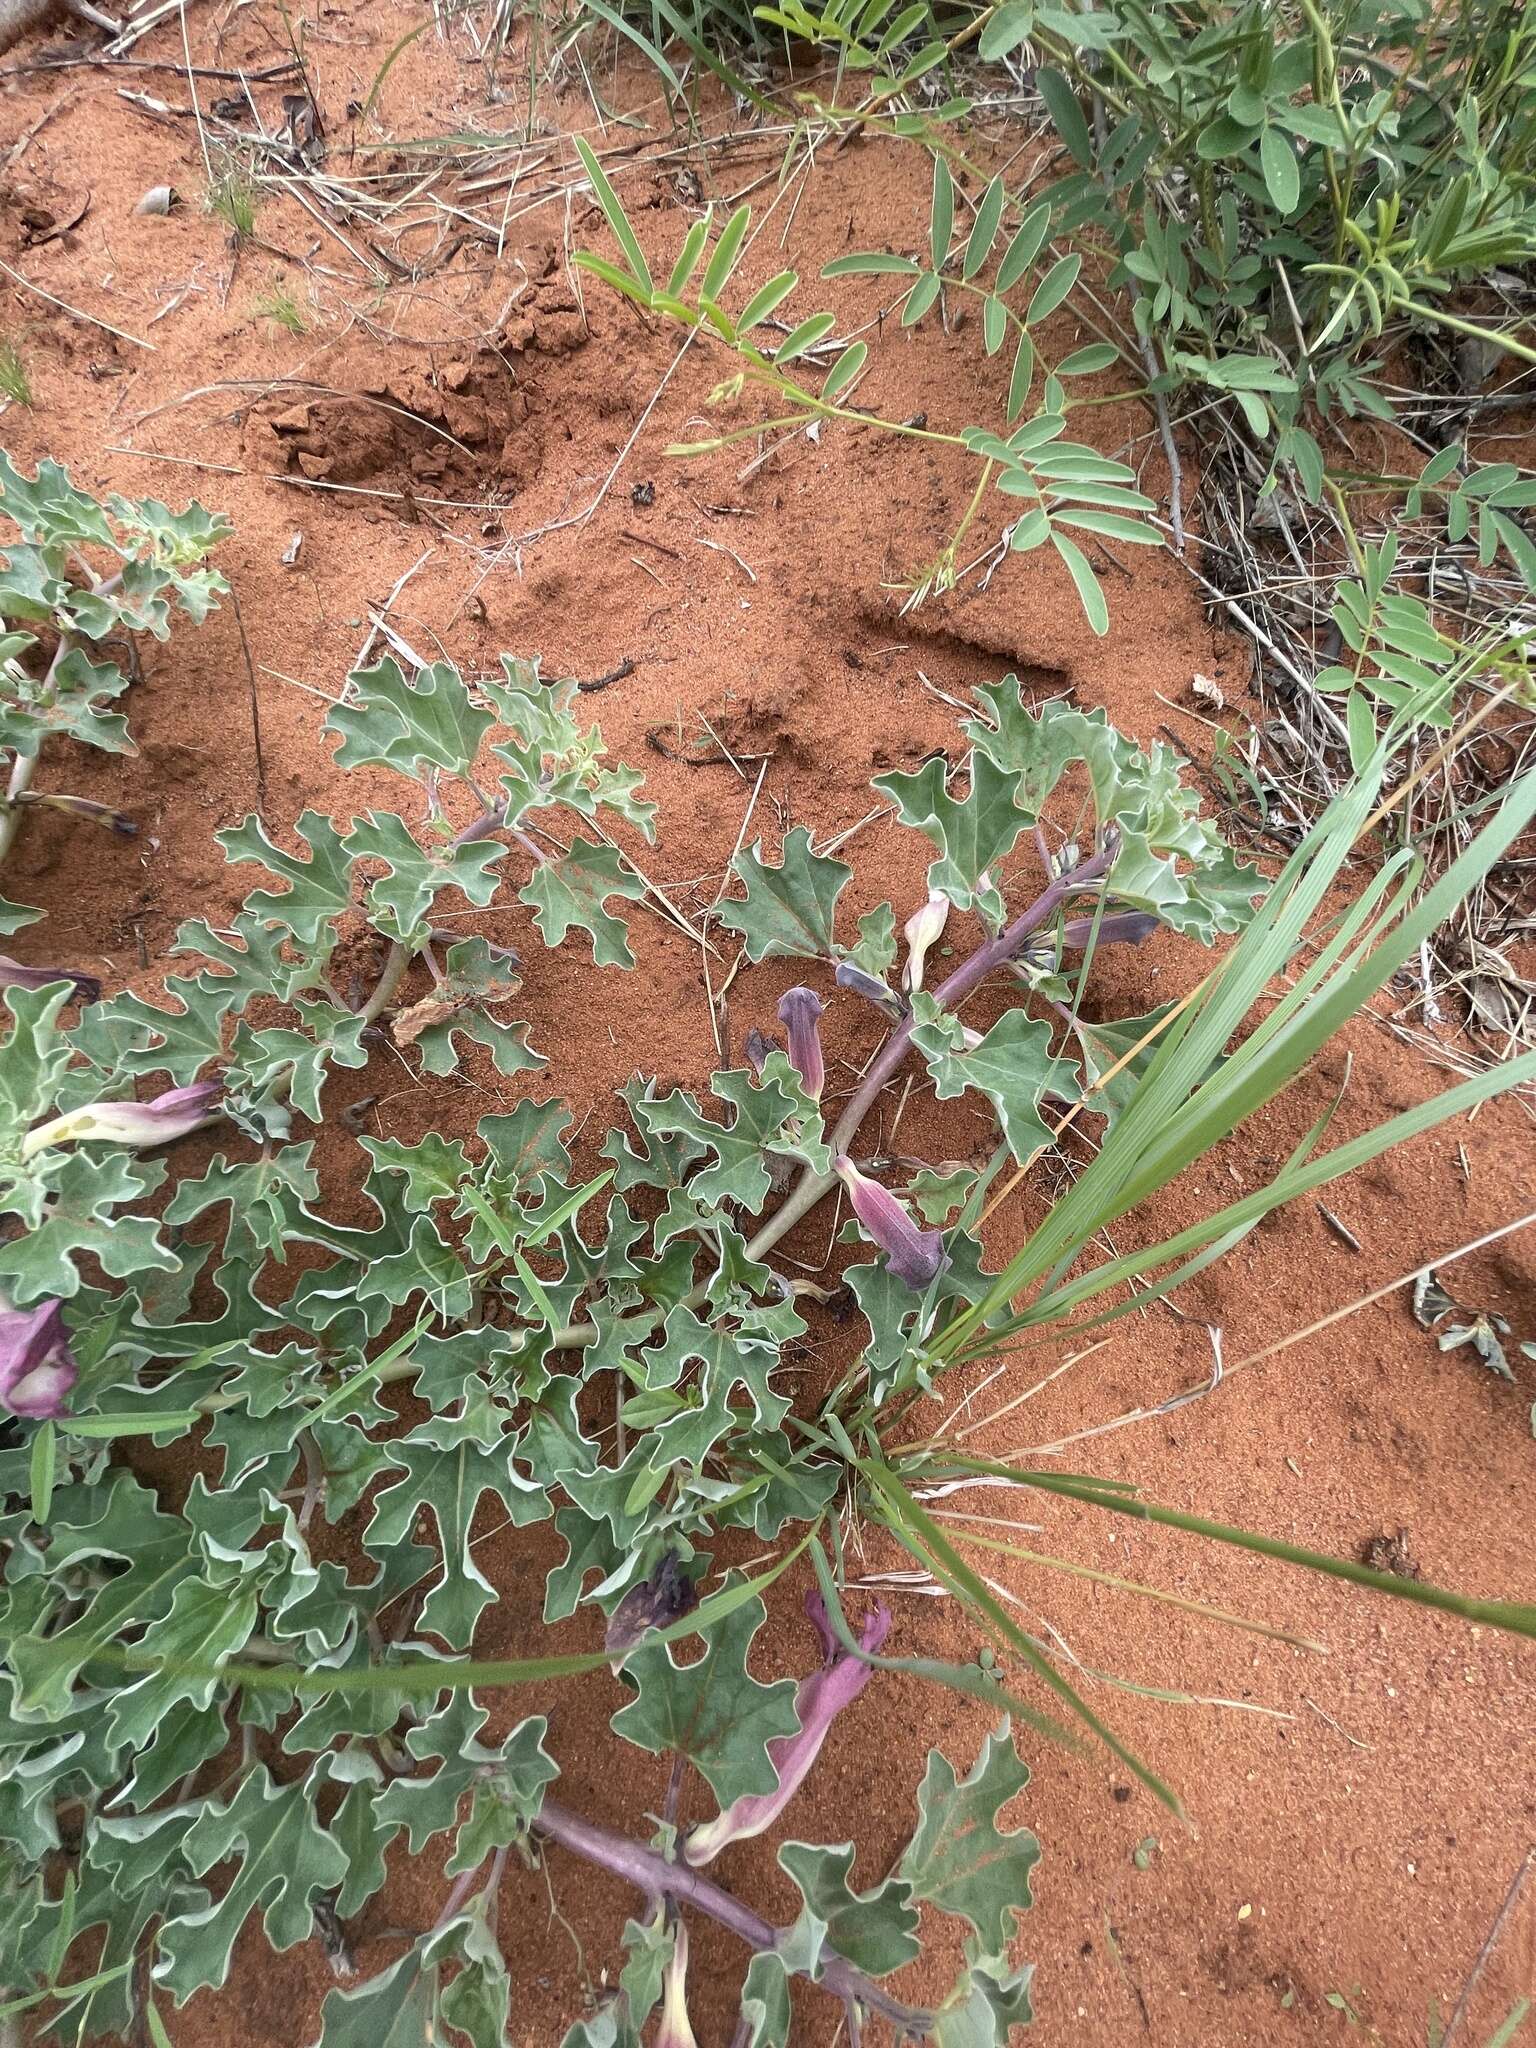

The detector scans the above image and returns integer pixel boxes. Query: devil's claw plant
[3,470,1536,2043]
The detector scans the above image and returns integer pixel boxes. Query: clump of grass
[206,162,259,242]
[252,278,307,335]
[0,341,33,408]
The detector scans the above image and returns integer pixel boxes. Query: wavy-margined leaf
[909,1000,1077,1164]
[0,891,42,935]
[0,1149,175,1303]
[873,751,1030,922]
[0,646,134,759]
[932,1947,1037,2045]
[217,811,353,946]
[6,1472,191,1715]
[963,681,1263,933]
[342,811,504,946]
[737,1951,793,2048]
[0,981,73,1140]
[163,1145,322,1261]
[366,1412,547,1646]
[0,449,117,546]
[520,838,646,967]
[154,1766,350,2002]
[718,825,852,961]
[310,1946,433,2048]
[105,1569,261,1750]
[778,1841,920,1976]
[227,1000,370,1126]
[630,1058,830,1216]
[325,656,495,778]
[610,1590,800,1804]
[486,664,657,840]
[374,1691,556,1859]
[898,1720,1039,1952]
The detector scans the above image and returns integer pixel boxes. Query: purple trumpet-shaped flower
[0,1299,78,1419]
[834,1156,950,1290]
[776,985,825,1099]
[654,1917,697,2048]
[1059,911,1160,950]
[902,889,951,992]
[0,955,101,1005]
[684,1593,891,1867]
[605,1553,697,1673]
[22,1079,222,1161]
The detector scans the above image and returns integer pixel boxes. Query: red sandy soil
[3,9,1534,2044]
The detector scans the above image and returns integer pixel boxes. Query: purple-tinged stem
[451,800,549,867]
[536,841,1118,1355]
[733,839,1119,1265]
[531,1798,936,2037]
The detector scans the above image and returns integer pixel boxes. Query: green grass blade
[860,1459,1184,1812]
[808,1541,1077,1753]
[913,1462,1536,1641]
[1023,1045,1536,1328]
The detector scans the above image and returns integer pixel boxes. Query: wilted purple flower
[15,792,137,837]
[742,1026,777,1077]
[606,1553,697,1672]
[776,985,825,1100]
[902,889,951,992]
[834,960,903,1017]
[22,1079,222,1161]
[0,956,101,1005]
[655,1917,697,2048]
[834,1156,950,1290]
[0,1299,78,1419]
[1059,911,1159,950]
[685,1592,891,1867]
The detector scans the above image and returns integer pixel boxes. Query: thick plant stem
[532,1797,936,2037]
[358,941,412,1025]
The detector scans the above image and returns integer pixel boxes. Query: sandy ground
[2,7,1534,2043]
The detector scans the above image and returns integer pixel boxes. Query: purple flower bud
[834,960,903,1017]
[1059,911,1160,950]
[834,1156,950,1290]
[606,1553,697,1672]
[0,1299,78,1419]
[742,1026,777,1078]
[684,1593,891,1867]
[22,1079,222,1161]
[0,955,101,1005]
[902,889,951,992]
[776,985,825,1100]
[655,1917,697,2048]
